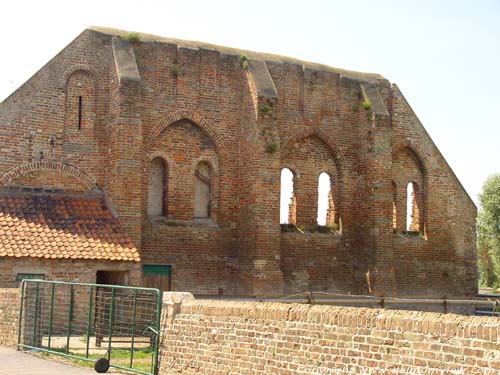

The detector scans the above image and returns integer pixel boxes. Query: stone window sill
[148,216,219,228]
[280,224,342,236]
[393,230,427,241]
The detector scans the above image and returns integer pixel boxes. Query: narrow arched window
[148,158,168,217]
[317,172,335,226]
[406,182,421,232]
[392,181,397,230]
[65,70,95,131]
[194,162,212,218]
[280,168,296,224]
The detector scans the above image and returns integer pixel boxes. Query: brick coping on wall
[160,298,500,374]
[175,300,500,339]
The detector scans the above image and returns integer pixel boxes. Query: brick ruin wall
[159,299,500,375]
[0,28,477,297]
[2,291,499,374]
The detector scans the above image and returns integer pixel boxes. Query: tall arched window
[317,172,335,226]
[148,157,168,217]
[392,147,425,234]
[406,181,421,232]
[194,162,212,218]
[280,168,296,224]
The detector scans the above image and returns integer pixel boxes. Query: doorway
[142,265,171,292]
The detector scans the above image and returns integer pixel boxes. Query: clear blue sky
[1,0,498,206]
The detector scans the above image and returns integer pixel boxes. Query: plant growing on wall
[126,32,141,43]
[260,103,271,114]
[265,142,278,154]
[239,54,249,70]
[259,99,280,154]
[171,64,181,77]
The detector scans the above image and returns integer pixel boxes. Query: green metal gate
[17,280,162,375]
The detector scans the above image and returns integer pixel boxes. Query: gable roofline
[0,29,92,107]
[392,83,477,210]
[0,26,388,109]
[87,26,387,84]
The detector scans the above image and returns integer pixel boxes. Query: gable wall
[0,29,477,296]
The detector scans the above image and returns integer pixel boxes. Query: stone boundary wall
[159,299,500,375]
[0,288,19,346]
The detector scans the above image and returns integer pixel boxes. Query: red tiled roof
[0,190,140,262]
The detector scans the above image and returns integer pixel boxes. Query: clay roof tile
[0,191,140,262]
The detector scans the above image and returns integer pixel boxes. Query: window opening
[280,168,296,224]
[317,172,333,226]
[77,96,82,130]
[406,182,420,232]
[392,181,397,230]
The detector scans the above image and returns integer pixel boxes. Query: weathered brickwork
[0,289,19,346]
[0,27,476,296]
[159,300,500,375]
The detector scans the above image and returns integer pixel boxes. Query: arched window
[392,147,425,234]
[148,158,168,217]
[392,181,397,230]
[65,70,95,130]
[194,162,212,218]
[406,181,421,232]
[317,172,335,226]
[280,168,296,224]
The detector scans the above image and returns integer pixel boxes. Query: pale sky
[1,0,499,208]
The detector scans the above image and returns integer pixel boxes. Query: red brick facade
[0,27,476,297]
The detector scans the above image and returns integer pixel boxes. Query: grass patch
[260,103,271,114]
[239,54,249,70]
[38,347,154,373]
[265,142,278,154]
[126,32,141,43]
[361,100,371,110]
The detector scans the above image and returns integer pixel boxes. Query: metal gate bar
[17,279,162,375]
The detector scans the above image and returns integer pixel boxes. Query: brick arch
[391,139,428,177]
[146,110,222,156]
[0,161,97,190]
[63,65,98,82]
[392,140,428,235]
[281,127,347,180]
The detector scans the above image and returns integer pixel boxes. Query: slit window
[392,181,397,230]
[77,96,82,130]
